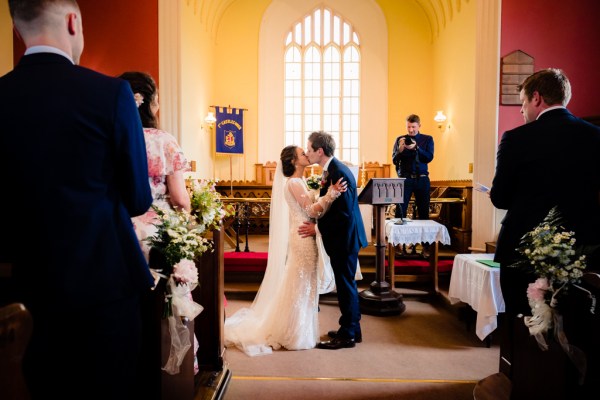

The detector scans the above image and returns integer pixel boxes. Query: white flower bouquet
[306,174,322,190]
[146,205,212,278]
[146,205,211,375]
[510,206,591,381]
[513,207,587,324]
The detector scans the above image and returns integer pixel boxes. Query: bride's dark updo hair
[280,145,298,177]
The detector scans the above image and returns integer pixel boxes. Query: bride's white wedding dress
[224,166,340,355]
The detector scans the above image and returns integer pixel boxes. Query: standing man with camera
[392,114,435,256]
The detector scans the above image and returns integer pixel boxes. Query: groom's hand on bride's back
[298,221,316,238]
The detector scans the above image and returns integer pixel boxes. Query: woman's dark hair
[280,145,298,177]
[117,71,158,128]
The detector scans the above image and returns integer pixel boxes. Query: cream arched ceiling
[190,0,467,42]
[413,0,469,41]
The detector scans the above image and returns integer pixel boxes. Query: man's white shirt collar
[537,105,566,120]
[25,46,74,64]
[323,157,333,172]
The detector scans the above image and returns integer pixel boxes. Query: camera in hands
[403,135,413,145]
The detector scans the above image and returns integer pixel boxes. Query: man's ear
[66,13,78,35]
[532,91,543,107]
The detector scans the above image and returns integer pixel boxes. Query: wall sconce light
[434,110,447,130]
[205,111,216,127]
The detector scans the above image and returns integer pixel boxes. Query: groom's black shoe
[317,337,355,350]
[327,330,362,343]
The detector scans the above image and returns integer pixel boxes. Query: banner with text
[215,107,244,155]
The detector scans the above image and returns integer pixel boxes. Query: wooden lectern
[358,178,406,316]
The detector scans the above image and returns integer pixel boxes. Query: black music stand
[358,178,406,316]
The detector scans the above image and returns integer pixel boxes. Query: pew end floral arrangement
[510,206,597,382]
[145,178,230,374]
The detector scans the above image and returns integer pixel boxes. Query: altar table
[448,253,505,341]
[385,219,451,294]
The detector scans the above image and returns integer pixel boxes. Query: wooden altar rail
[216,180,473,253]
[220,198,271,251]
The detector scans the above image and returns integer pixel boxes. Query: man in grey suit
[490,68,600,397]
[0,1,153,397]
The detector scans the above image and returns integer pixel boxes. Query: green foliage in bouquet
[511,206,587,292]
[306,174,322,190]
[146,206,213,269]
[510,206,596,380]
[189,179,234,233]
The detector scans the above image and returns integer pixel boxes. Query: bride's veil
[223,161,289,353]
[250,161,289,310]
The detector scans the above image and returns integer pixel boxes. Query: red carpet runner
[224,251,453,274]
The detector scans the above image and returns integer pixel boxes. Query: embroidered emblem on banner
[215,106,245,155]
[224,131,236,148]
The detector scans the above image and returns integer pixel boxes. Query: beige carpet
[222,292,500,400]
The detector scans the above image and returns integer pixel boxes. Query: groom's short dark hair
[308,131,335,157]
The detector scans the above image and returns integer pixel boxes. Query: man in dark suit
[392,113,435,257]
[0,1,153,397]
[490,68,600,396]
[300,131,368,349]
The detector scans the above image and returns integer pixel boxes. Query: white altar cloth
[448,253,505,340]
[385,219,451,246]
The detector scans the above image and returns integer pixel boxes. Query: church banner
[215,106,244,155]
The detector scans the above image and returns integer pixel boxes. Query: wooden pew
[139,229,229,400]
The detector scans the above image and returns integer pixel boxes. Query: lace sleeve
[288,179,341,219]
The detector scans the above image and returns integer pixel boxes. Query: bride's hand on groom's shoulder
[298,221,316,238]
[333,178,348,193]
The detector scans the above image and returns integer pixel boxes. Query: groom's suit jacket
[0,53,153,311]
[490,107,600,313]
[318,158,368,258]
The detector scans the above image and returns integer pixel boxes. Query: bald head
[9,0,84,64]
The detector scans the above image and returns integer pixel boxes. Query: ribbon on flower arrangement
[162,275,204,375]
[525,278,588,384]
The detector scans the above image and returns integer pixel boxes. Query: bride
[224,145,347,354]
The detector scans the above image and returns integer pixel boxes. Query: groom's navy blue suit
[0,52,153,397]
[319,158,368,339]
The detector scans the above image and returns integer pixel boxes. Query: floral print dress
[132,128,199,373]
[132,127,190,263]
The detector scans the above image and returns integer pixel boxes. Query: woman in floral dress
[118,71,191,263]
[119,71,199,375]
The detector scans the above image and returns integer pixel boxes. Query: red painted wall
[13,0,159,84]
[499,0,600,136]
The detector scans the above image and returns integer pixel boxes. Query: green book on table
[477,259,500,268]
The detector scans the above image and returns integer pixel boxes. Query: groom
[300,131,368,349]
